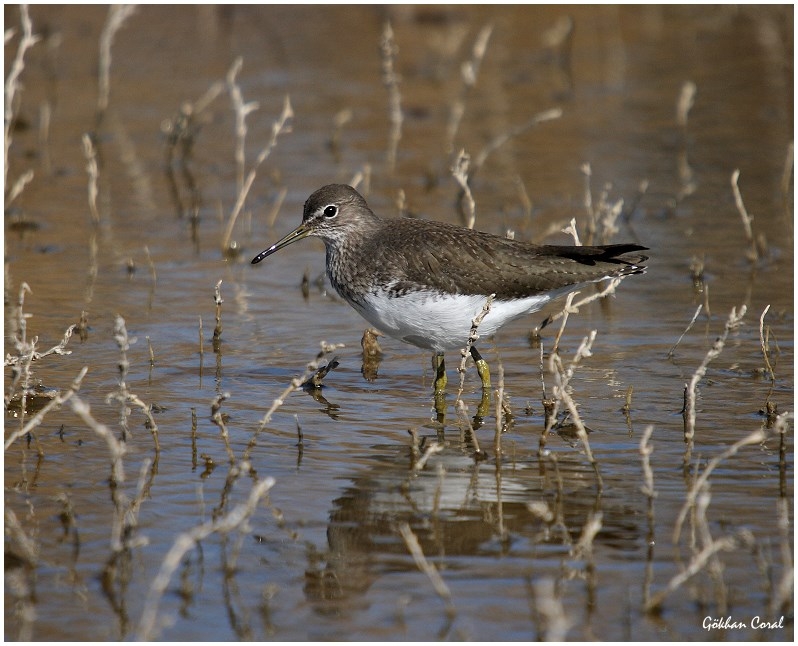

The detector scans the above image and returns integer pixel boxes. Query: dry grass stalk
[646,503,754,613]
[211,393,236,464]
[548,331,602,489]
[673,426,767,545]
[639,425,657,609]
[758,304,775,384]
[5,282,77,454]
[222,95,293,253]
[226,57,257,193]
[266,185,288,228]
[242,341,345,463]
[212,280,223,347]
[349,163,372,195]
[4,4,40,188]
[136,476,275,641]
[676,80,697,128]
[397,522,456,619]
[683,305,747,446]
[81,133,100,224]
[451,149,476,229]
[472,108,562,176]
[69,395,128,550]
[379,21,403,172]
[6,169,34,207]
[541,276,624,337]
[667,304,702,359]
[97,5,136,118]
[730,169,761,262]
[639,425,656,499]
[561,217,582,246]
[445,23,493,154]
[455,293,493,402]
[4,366,88,451]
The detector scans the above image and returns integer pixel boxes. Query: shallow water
[4,5,793,641]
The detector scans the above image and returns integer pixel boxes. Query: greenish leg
[432,352,448,426]
[470,346,491,390]
[432,352,447,393]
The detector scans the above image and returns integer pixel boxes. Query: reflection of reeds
[397,522,457,629]
[137,477,275,641]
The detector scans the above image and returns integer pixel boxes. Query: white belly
[351,288,556,352]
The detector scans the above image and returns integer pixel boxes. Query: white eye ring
[323,205,338,218]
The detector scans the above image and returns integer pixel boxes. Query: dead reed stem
[69,395,128,551]
[445,23,493,154]
[212,280,223,347]
[451,149,476,229]
[683,305,747,447]
[647,525,753,613]
[6,169,34,207]
[379,21,403,172]
[667,304,702,359]
[472,108,562,177]
[673,426,767,545]
[226,57,257,194]
[211,393,236,464]
[4,4,40,188]
[549,331,603,489]
[676,80,697,128]
[455,293,493,403]
[97,5,136,119]
[222,95,293,253]
[639,425,656,500]
[730,169,760,262]
[5,366,88,451]
[243,341,344,462]
[541,277,624,336]
[758,304,775,383]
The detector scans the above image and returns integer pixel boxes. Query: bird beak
[251,223,312,264]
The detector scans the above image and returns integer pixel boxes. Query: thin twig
[667,304,702,359]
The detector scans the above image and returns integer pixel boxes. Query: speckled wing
[370,218,648,299]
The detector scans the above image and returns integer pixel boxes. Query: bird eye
[323,205,338,218]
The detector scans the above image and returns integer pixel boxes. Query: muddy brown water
[4,5,793,641]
